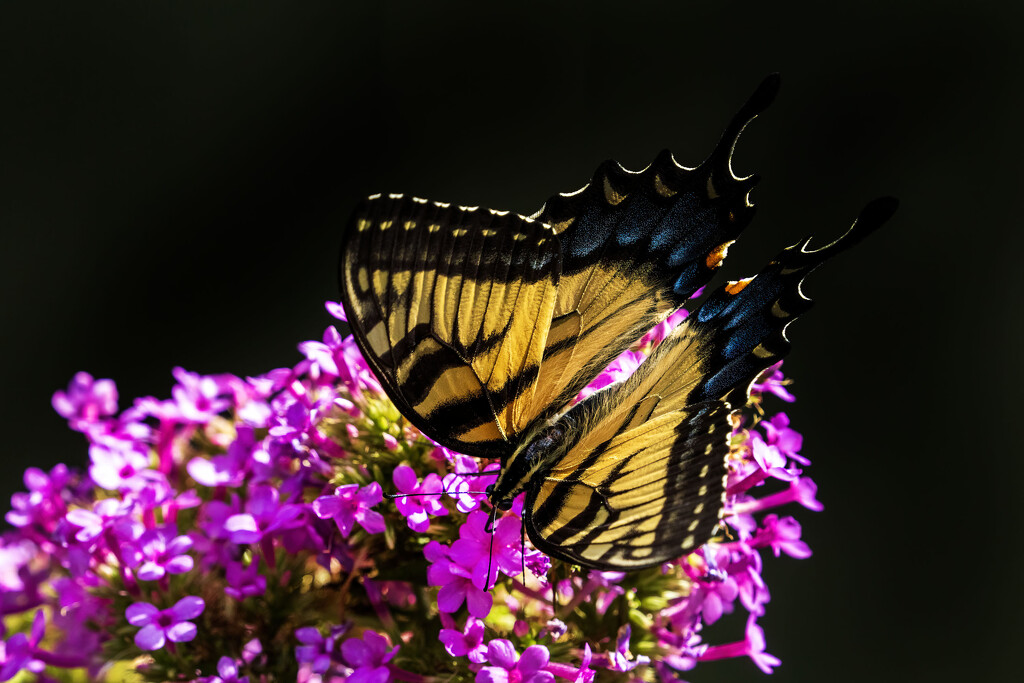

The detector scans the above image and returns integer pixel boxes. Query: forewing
[526,401,732,570]
[339,194,560,458]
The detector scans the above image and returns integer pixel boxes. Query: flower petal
[167,621,198,643]
[487,639,518,670]
[125,602,159,626]
[171,596,206,620]
[518,645,550,673]
[134,623,166,651]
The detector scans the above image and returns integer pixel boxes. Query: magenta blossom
[125,596,205,651]
[340,631,398,683]
[51,372,118,432]
[439,616,488,663]
[312,483,385,538]
[699,613,781,674]
[426,540,493,618]
[477,640,554,683]
[450,510,523,590]
[392,465,448,532]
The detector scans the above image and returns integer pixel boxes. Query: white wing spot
[688,519,700,532]
[698,485,708,497]
[435,202,451,208]
[693,502,705,515]
[458,205,479,212]
[379,220,393,231]
[368,193,382,200]
[388,193,403,200]
[699,464,710,478]
[412,196,428,204]
[682,534,695,549]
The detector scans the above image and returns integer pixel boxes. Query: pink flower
[313,483,385,538]
[125,596,205,651]
[476,640,554,683]
[340,631,398,683]
[439,616,487,663]
[392,465,448,532]
[51,372,118,432]
[698,613,781,674]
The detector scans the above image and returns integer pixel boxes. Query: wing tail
[690,197,898,406]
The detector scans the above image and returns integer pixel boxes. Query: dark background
[2,2,1020,681]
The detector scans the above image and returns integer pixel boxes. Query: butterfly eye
[485,484,495,497]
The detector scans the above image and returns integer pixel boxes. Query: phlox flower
[751,361,795,403]
[340,631,398,683]
[125,596,205,651]
[451,510,523,590]
[439,616,487,663]
[295,624,347,675]
[223,485,307,545]
[749,514,812,559]
[312,482,385,538]
[5,464,76,531]
[51,371,118,432]
[197,656,249,683]
[0,610,47,680]
[87,435,152,492]
[477,640,554,683]
[606,625,650,672]
[392,465,448,532]
[170,367,233,423]
[425,540,493,618]
[122,525,194,581]
[698,613,781,674]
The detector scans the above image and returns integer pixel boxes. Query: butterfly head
[487,422,569,510]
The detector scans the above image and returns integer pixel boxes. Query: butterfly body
[339,75,896,570]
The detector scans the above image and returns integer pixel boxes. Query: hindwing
[527,401,732,569]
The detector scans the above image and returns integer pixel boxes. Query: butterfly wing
[525,198,897,569]
[526,401,732,569]
[339,194,561,458]
[526,75,782,421]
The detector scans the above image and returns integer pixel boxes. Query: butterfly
[338,74,896,571]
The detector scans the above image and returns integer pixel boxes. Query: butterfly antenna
[486,505,498,591]
[520,519,527,582]
[384,470,495,500]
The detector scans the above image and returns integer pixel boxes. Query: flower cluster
[0,300,821,681]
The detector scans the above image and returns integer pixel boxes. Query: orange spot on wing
[705,241,735,269]
[725,277,754,295]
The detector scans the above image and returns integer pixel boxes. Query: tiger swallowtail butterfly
[338,74,896,570]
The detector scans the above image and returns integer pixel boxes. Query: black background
[2,2,1021,681]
